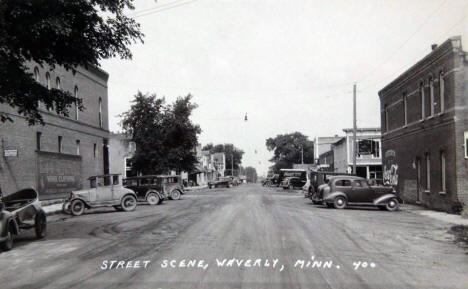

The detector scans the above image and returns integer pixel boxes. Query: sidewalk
[40,200,65,216]
[184,185,208,191]
[401,204,468,226]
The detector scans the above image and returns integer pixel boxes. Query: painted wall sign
[3,149,18,157]
[37,152,82,195]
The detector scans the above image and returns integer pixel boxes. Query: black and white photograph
[1,0,468,288]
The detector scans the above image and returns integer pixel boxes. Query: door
[96,176,113,203]
[351,180,372,203]
[416,158,422,203]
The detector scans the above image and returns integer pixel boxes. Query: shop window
[439,71,445,113]
[58,136,63,153]
[440,151,446,193]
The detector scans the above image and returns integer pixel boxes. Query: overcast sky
[101,0,467,176]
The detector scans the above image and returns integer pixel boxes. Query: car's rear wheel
[333,196,347,209]
[70,199,85,216]
[385,198,399,211]
[35,211,47,239]
[170,190,181,200]
[157,195,164,205]
[146,192,160,205]
[1,228,13,251]
[121,195,137,211]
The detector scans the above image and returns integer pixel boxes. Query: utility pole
[301,146,304,164]
[353,83,357,174]
[231,153,234,176]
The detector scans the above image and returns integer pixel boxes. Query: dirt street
[1,183,467,289]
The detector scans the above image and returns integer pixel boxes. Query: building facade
[0,63,110,200]
[318,150,334,171]
[108,133,136,178]
[314,136,342,164]
[332,128,382,179]
[379,36,468,212]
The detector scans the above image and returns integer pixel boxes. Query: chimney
[431,44,438,51]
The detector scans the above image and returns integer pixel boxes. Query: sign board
[37,152,82,196]
[3,149,18,157]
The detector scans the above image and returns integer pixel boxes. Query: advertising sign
[37,152,82,196]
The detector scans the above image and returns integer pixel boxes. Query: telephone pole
[353,83,357,174]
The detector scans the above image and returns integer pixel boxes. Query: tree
[120,92,201,175]
[202,143,244,176]
[0,0,143,125]
[244,166,258,183]
[265,132,314,173]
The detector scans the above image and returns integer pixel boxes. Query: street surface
[1,183,467,289]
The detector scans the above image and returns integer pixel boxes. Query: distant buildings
[109,133,136,178]
[379,36,468,212]
[0,63,110,200]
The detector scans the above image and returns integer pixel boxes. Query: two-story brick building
[379,36,468,212]
[0,63,110,200]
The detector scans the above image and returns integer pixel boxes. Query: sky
[100,0,468,176]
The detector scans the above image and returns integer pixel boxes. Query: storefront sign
[3,149,18,157]
[37,152,82,196]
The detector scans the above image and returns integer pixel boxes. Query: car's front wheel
[35,211,47,239]
[70,199,85,216]
[121,195,137,212]
[170,190,181,200]
[334,196,347,209]
[0,228,13,251]
[385,198,399,211]
[146,192,160,205]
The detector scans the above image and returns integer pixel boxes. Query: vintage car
[62,174,138,216]
[124,175,184,202]
[262,174,279,187]
[281,176,306,190]
[208,177,233,189]
[319,176,400,211]
[303,171,355,203]
[0,188,47,251]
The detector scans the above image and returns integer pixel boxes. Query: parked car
[319,176,400,211]
[62,174,138,216]
[0,188,47,251]
[124,175,184,203]
[303,171,355,204]
[277,169,307,187]
[262,174,279,187]
[281,176,306,190]
[208,177,232,189]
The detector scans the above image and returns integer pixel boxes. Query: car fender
[374,194,401,205]
[323,191,347,203]
[69,197,92,208]
[145,189,164,200]
[6,217,19,236]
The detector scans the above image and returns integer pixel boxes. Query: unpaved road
[1,184,467,289]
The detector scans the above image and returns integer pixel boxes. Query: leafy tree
[0,0,143,125]
[266,132,314,173]
[202,143,244,176]
[121,92,201,175]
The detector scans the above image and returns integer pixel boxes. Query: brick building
[332,128,382,179]
[0,63,110,200]
[379,36,468,212]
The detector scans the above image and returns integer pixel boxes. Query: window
[429,77,434,116]
[36,132,42,151]
[56,77,61,89]
[34,67,40,81]
[76,140,80,155]
[335,179,351,187]
[93,143,97,158]
[58,136,63,153]
[439,71,445,112]
[384,104,389,131]
[403,92,407,125]
[74,86,79,120]
[425,153,430,191]
[46,72,51,90]
[98,97,102,127]
[440,151,446,192]
[420,82,425,119]
[112,175,119,185]
[464,132,468,159]
[353,180,369,188]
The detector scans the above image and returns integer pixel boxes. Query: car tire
[170,190,181,200]
[70,199,85,216]
[35,211,47,239]
[1,228,13,251]
[121,195,137,212]
[62,202,71,214]
[333,196,347,209]
[146,192,160,205]
[113,205,122,211]
[157,195,164,205]
[385,198,399,211]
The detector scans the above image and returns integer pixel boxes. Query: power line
[132,0,199,18]
[127,0,186,17]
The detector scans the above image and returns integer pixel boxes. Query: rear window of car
[140,178,155,185]
[334,179,351,187]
